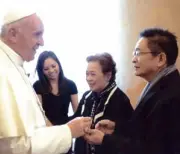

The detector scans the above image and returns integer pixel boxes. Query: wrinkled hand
[67,117,92,138]
[95,120,115,135]
[84,129,104,145]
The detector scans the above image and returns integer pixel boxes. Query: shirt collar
[0,39,24,67]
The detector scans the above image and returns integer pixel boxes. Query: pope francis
[0,8,92,154]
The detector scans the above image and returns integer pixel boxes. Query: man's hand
[95,120,115,135]
[67,117,92,138]
[84,129,104,145]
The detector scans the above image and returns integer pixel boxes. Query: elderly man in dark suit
[84,28,180,154]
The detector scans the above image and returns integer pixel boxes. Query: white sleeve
[31,125,72,154]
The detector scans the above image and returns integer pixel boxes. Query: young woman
[33,51,78,126]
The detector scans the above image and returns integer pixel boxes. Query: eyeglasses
[133,51,160,57]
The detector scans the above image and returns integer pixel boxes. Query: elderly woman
[72,52,133,154]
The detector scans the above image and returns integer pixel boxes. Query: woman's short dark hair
[140,28,178,66]
[86,52,117,83]
[36,51,65,94]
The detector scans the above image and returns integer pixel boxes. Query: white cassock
[0,40,72,154]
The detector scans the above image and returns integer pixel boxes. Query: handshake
[67,117,115,145]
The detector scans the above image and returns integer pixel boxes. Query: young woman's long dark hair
[36,51,67,94]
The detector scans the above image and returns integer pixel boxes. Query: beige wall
[117,0,180,108]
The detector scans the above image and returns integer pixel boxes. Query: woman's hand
[95,119,115,135]
[84,129,104,145]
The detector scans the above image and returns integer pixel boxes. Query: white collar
[0,39,24,67]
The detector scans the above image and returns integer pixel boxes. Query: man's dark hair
[140,28,178,65]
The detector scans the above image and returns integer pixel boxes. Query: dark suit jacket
[102,70,180,154]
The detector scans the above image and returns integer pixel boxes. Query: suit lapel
[133,70,180,119]
[133,79,163,119]
[132,91,156,119]
[130,70,180,126]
